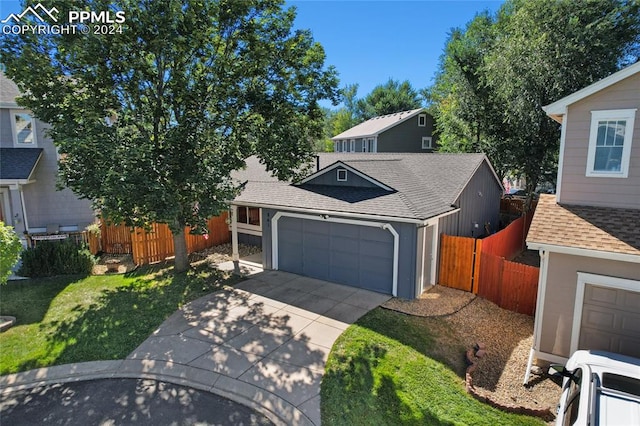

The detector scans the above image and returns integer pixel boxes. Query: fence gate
[438,234,481,292]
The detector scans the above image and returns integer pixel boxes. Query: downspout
[382,223,399,297]
[19,185,29,232]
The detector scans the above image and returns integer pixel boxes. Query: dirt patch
[383,286,561,422]
[93,254,137,275]
[92,244,261,275]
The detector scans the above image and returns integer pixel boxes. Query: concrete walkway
[0,271,390,425]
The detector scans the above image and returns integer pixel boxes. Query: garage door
[277,216,394,294]
[579,284,640,358]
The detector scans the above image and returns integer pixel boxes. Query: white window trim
[418,113,427,127]
[364,137,377,153]
[10,110,37,147]
[334,141,340,152]
[421,136,433,149]
[350,139,355,152]
[337,169,347,181]
[362,138,367,152]
[341,140,347,152]
[586,109,636,178]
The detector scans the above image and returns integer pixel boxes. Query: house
[525,62,640,380]
[331,108,436,153]
[230,153,502,299]
[0,73,95,243]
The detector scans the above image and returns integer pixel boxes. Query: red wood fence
[438,213,539,315]
[88,213,231,265]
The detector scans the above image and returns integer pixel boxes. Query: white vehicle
[550,350,640,426]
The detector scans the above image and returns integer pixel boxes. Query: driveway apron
[126,270,390,425]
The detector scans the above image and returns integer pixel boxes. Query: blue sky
[1,1,504,107]
[289,1,503,106]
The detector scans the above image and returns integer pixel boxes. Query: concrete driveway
[0,271,390,425]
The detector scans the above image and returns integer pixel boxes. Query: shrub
[0,223,23,284]
[19,239,95,278]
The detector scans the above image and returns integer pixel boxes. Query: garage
[579,284,640,358]
[275,215,395,294]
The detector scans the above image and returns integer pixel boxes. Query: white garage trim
[271,211,399,297]
[570,273,640,355]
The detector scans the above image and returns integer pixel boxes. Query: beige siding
[539,252,640,357]
[559,72,640,208]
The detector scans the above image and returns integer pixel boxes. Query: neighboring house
[525,62,640,379]
[0,73,95,242]
[331,108,436,153]
[231,153,502,299]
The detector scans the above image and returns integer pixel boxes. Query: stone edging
[464,345,555,422]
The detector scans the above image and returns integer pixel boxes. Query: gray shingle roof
[233,153,496,221]
[331,108,424,140]
[0,148,43,180]
[0,73,21,105]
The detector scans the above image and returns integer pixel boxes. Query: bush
[0,223,23,284]
[19,240,95,278]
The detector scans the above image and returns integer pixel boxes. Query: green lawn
[321,308,544,426]
[0,264,241,375]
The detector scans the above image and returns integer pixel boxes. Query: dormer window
[418,113,427,127]
[11,110,37,147]
[337,169,347,181]
[586,109,635,178]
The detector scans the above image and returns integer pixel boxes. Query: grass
[0,263,242,375]
[321,308,545,426]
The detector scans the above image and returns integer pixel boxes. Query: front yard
[321,307,553,425]
[0,263,241,375]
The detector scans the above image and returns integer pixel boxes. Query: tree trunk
[172,227,189,273]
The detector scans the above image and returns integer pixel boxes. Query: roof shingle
[331,109,424,140]
[233,153,497,221]
[0,148,43,180]
[527,194,640,256]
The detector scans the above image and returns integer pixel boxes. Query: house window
[237,206,260,226]
[350,139,355,152]
[337,169,347,181]
[363,138,376,153]
[422,136,433,149]
[334,141,340,152]
[341,140,347,152]
[11,111,37,147]
[418,113,427,127]
[586,109,635,178]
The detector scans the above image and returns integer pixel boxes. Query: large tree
[356,79,422,120]
[486,0,640,195]
[429,0,640,197]
[1,0,338,271]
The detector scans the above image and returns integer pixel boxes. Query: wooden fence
[438,213,539,315]
[88,213,231,265]
[439,235,481,292]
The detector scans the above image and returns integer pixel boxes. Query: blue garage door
[277,217,394,294]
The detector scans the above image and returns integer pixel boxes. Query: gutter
[231,200,460,226]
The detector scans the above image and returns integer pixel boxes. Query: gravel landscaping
[383,285,562,422]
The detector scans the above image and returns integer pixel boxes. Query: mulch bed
[383,285,561,423]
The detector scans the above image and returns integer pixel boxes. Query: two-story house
[331,108,436,153]
[0,73,95,243]
[524,62,640,380]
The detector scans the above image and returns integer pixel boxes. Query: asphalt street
[0,378,273,426]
